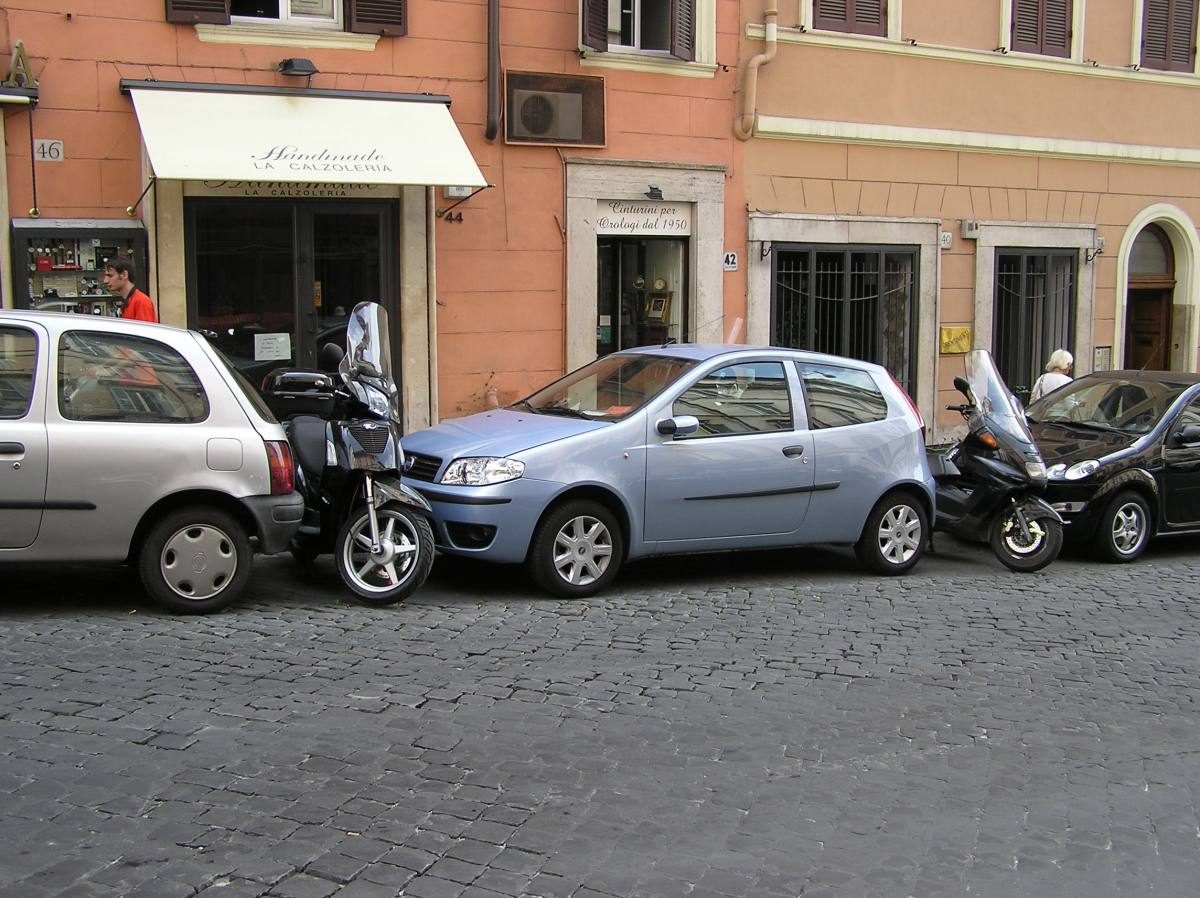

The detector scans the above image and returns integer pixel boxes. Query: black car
[1025,370,1200,562]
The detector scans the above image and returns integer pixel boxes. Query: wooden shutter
[582,0,609,51]
[1043,0,1071,57]
[1169,0,1197,68]
[670,0,696,61]
[346,0,406,36]
[1143,0,1196,71]
[1011,0,1071,57]
[813,0,886,37]
[164,0,230,24]
[813,0,850,31]
[851,0,886,36]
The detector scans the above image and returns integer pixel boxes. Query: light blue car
[401,345,935,597]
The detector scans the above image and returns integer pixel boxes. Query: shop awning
[125,85,485,187]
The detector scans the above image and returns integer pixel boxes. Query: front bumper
[1044,483,1100,540]
[241,491,305,554]
[410,477,564,564]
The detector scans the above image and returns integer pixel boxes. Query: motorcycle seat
[288,415,328,480]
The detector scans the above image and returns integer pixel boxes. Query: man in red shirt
[103,258,157,322]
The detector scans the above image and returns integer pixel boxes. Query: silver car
[0,310,303,613]
[402,345,935,596]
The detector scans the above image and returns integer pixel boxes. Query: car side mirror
[1173,423,1200,447]
[657,415,700,437]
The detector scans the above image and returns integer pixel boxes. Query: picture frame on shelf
[645,291,671,321]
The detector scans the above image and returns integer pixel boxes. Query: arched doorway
[1125,224,1175,370]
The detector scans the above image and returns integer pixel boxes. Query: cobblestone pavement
[2,536,1200,898]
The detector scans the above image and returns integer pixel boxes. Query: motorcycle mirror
[953,375,971,396]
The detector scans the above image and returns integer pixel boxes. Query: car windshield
[1027,376,1189,434]
[515,353,698,421]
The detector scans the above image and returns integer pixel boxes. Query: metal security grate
[994,250,1075,403]
[773,245,917,394]
[403,451,443,483]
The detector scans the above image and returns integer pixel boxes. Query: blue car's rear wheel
[528,500,623,598]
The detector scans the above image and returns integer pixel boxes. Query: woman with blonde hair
[1030,348,1073,402]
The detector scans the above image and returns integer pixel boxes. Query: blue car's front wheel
[528,499,624,598]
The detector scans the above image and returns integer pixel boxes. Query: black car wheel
[854,491,927,576]
[1093,490,1151,563]
[528,500,623,598]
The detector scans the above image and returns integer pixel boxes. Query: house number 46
[34,139,64,162]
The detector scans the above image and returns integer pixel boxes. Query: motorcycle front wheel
[335,502,435,605]
[989,509,1063,573]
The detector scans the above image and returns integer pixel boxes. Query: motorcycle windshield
[964,350,1040,457]
[342,302,399,419]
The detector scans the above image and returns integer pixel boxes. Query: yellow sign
[313,280,323,309]
[940,326,973,354]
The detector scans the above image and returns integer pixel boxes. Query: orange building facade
[0,0,744,429]
[735,0,1200,437]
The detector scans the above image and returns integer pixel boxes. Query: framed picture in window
[645,291,671,321]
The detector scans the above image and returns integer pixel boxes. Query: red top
[121,288,157,323]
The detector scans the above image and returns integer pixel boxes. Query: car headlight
[440,457,525,486]
[1047,463,1067,480]
[1064,459,1100,480]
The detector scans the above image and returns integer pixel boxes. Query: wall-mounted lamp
[279,57,318,78]
[645,185,664,201]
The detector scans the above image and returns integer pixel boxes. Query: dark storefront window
[994,249,1075,404]
[596,237,688,357]
[772,245,918,394]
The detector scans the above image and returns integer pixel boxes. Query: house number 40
[34,139,64,162]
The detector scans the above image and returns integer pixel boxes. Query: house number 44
[34,139,64,162]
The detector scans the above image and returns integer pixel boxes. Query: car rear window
[0,326,37,419]
[58,330,209,423]
[796,362,888,429]
[207,342,280,424]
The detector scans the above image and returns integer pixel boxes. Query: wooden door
[1124,288,1171,370]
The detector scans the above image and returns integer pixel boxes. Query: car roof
[1078,369,1200,385]
[619,342,884,369]
[0,309,193,339]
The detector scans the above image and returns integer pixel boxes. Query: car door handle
[0,442,24,455]
[782,445,805,458]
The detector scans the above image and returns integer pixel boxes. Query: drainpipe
[734,3,778,141]
[485,0,501,141]
[427,186,439,423]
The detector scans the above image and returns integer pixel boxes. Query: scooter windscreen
[964,350,1042,459]
[341,301,400,421]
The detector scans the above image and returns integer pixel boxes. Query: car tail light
[265,440,294,495]
[888,372,925,441]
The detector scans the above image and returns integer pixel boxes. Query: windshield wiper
[510,399,535,413]
[538,404,592,419]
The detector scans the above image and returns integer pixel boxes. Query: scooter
[262,302,435,604]
[927,350,1064,572]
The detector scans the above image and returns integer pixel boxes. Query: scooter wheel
[989,511,1063,572]
[335,502,435,605]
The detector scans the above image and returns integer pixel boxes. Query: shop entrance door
[187,199,398,387]
[596,237,688,357]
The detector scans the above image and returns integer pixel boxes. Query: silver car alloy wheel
[341,507,422,594]
[552,514,614,586]
[876,504,922,566]
[160,524,238,600]
[1111,500,1148,555]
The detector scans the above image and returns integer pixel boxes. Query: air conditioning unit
[510,89,583,142]
[504,71,606,147]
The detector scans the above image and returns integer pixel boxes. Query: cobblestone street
[2,537,1199,898]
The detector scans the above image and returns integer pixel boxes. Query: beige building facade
[736,0,1200,437]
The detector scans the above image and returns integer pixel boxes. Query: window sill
[580,49,717,79]
[194,23,379,51]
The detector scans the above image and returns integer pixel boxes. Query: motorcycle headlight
[440,457,525,486]
[1064,459,1100,481]
[1024,461,1047,483]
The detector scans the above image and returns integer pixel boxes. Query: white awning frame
[122,81,486,188]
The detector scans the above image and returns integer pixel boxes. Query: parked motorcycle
[928,350,1064,572]
[263,302,435,604]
